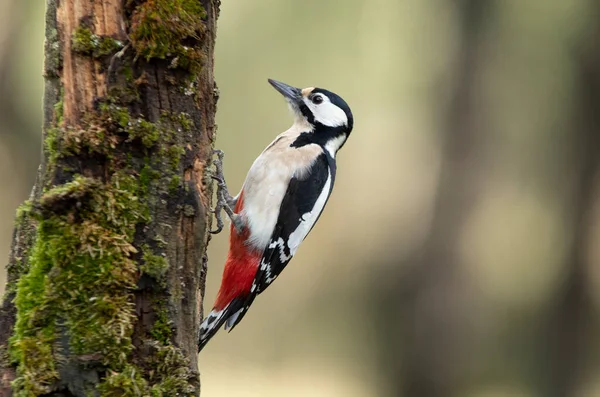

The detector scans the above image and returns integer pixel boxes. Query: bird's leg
[210,150,245,235]
[212,150,237,208]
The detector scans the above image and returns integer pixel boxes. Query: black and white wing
[252,151,336,294]
[220,151,337,333]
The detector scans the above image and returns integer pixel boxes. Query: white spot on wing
[269,237,292,263]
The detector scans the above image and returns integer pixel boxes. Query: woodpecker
[198,79,353,351]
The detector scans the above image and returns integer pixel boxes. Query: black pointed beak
[268,79,302,103]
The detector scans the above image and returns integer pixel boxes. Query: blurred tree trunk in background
[0,0,218,395]
[370,1,493,396]
[398,1,491,396]
[368,2,600,396]
[544,5,600,396]
[0,0,41,197]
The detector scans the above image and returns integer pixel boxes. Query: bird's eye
[312,95,323,105]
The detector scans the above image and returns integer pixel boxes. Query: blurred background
[2,0,600,396]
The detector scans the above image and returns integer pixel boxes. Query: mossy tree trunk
[0,0,219,395]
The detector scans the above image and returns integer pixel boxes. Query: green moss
[128,118,161,147]
[14,201,33,227]
[182,116,193,132]
[62,125,119,157]
[11,80,194,395]
[168,175,181,192]
[9,217,60,396]
[139,165,161,195]
[167,145,185,170]
[10,330,58,396]
[149,306,172,344]
[98,342,195,397]
[142,245,169,286]
[162,111,194,132]
[97,365,148,397]
[95,101,160,148]
[175,112,194,131]
[59,102,164,158]
[37,176,100,214]
[44,127,60,167]
[72,26,96,53]
[97,37,124,57]
[146,342,196,397]
[106,63,140,105]
[72,26,123,58]
[43,89,65,184]
[153,235,168,248]
[54,89,64,125]
[9,174,147,395]
[108,104,131,129]
[130,0,207,75]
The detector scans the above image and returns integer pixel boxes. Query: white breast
[239,125,323,250]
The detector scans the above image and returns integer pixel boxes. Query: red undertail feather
[214,190,261,310]
[199,191,263,351]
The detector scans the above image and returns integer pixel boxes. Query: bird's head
[268,79,353,135]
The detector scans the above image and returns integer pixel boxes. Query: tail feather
[198,188,264,351]
[198,296,254,351]
[198,308,227,351]
[224,308,244,330]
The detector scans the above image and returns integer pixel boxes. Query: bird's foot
[210,150,243,235]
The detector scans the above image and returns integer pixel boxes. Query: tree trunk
[367,1,493,396]
[544,7,600,395]
[398,3,490,395]
[0,0,219,395]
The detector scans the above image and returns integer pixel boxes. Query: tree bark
[0,0,219,395]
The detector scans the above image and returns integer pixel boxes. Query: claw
[209,221,224,235]
[208,149,243,235]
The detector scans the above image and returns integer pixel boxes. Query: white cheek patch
[305,98,348,127]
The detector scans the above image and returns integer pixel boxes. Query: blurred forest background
[1,0,600,396]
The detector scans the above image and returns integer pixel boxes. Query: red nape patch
[214,190,262,310]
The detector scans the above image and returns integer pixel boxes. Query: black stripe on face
[298,102,315,124]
